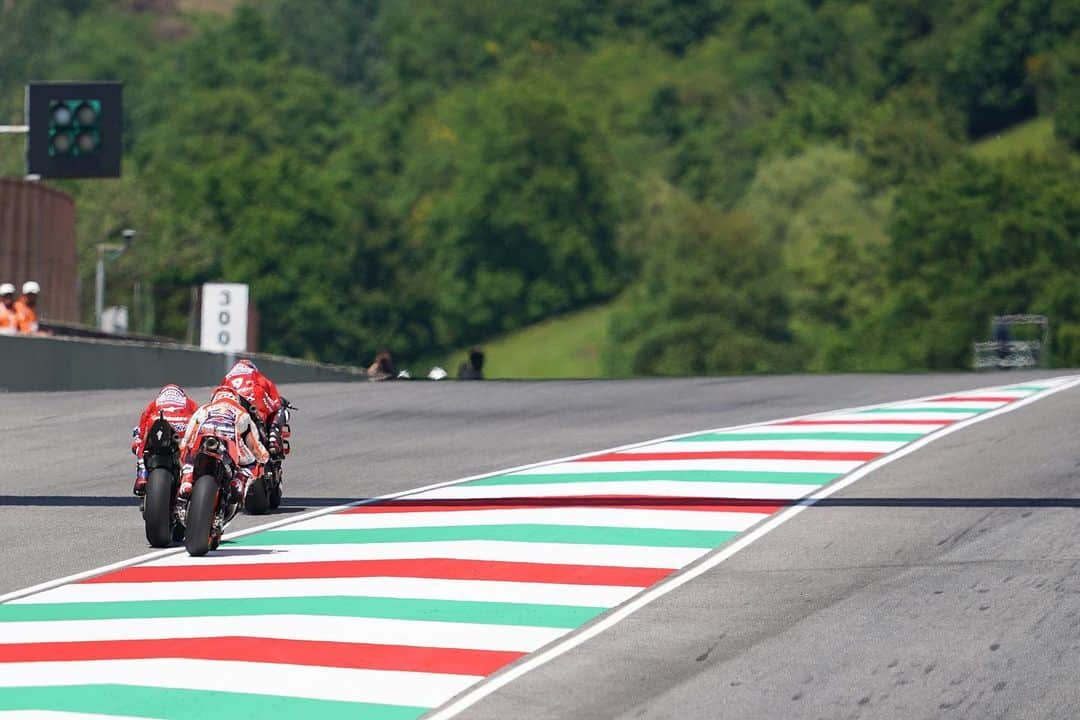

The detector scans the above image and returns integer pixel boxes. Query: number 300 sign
[200,283,249,352]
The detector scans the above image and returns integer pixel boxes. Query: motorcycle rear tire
[269,482,282,509]
[185,475,219,557]
[244,476,270,515]
[143,468,175,548]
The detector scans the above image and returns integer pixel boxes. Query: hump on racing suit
[222,359,282,425]
[178,387,269,499]
[131,385,200,495]
[133,384,200,453]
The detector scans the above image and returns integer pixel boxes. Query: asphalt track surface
[0,370,1076,719]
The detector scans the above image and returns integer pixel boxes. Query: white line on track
[14,576,639,608]
[0,615,564,652]
[293,506,768,532]
[620,439,907,453]
[0,659,480,707]
[423,375,1080,720]
[0,712,149,720]
[509,458,863,474]
[138,540,708,570]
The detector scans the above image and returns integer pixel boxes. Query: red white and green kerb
[0,381,1068,719]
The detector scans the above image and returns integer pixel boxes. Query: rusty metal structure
[0,177,79,322]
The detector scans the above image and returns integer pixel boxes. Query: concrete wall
[0,333,365,392]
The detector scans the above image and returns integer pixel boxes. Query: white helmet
[22,281,40,295]
[0,283,14,296]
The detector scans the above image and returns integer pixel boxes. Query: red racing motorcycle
[180,434,245,556]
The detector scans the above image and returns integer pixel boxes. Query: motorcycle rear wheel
[185,475,219,557]
[143,468,175,548]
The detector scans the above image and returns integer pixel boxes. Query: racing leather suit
[178,396,270,499]
[222,361,282,426]
[131,385,199,495]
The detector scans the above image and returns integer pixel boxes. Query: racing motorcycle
[242,398,295,515]
[180,434,244,556]
[140,412,184,548]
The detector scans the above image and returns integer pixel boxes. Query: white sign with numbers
[200,283,248,352]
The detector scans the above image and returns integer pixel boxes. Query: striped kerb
[0,381,1060,719]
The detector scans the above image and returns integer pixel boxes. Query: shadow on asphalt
[0,495,363,508]
[812,497,1080,508]
[6,495,1080,509]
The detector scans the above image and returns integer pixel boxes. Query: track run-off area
[1,372,1079,719]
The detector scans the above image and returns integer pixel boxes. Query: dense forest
[2,0,1079,372]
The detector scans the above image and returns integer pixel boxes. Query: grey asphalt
[0,371,1075,719]
[456,377,1080,720]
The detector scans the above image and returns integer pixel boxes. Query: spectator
[15,281,42,334]
[367,349,397,381]
[993,318,1011,361]
[457,348,485,380]
[0,284,17,335]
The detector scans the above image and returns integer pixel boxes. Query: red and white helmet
[210,385,240,404]
[156,384,189,407]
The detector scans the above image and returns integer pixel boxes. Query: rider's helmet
[210,385,240,404]
[156,384,189,406]
[228,358,258,376]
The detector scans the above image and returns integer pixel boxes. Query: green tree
[606,183,796,376]
[400,75,619,345]
[740,146,891,370]
[942,0,1080,135]
[869,155,1080,368]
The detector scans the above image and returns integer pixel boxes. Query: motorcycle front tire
[143,468,175,548]
[185,475,219,557]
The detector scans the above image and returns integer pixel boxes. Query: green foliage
[606,184,796,376]
[941,0,1080,135]
[264,0,382,91]
[971,117,1055,160]
[400,75,619,345]
[440,301,621,379]
[3,0,1079,375]
[740,146,891,370]
[869,156,1080,368]
[853,84,962,190]
[610,0,731,55]
[1052,32,1080,150]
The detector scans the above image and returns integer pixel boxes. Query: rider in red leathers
[222,359,281,425]
[178,385,269,502]
[131,385,200,496]
[221,358,290,460]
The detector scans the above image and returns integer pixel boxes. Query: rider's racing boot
[178,464,195,500]
[132,467,148,497]
[132,458,148,496]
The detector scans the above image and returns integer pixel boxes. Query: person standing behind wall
[457,348,485,380]
[0,284,17,335]
[14,281,42,335]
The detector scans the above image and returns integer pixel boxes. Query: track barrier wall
[0,333,365,392]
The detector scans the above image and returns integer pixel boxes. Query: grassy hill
[971,117,1056,160]
[438,302,621,379]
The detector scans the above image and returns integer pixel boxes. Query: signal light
[46,99,102,158]
[27,82,122,179]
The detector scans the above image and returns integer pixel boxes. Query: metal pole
[0,126,29,134]
[95,244,105,330]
